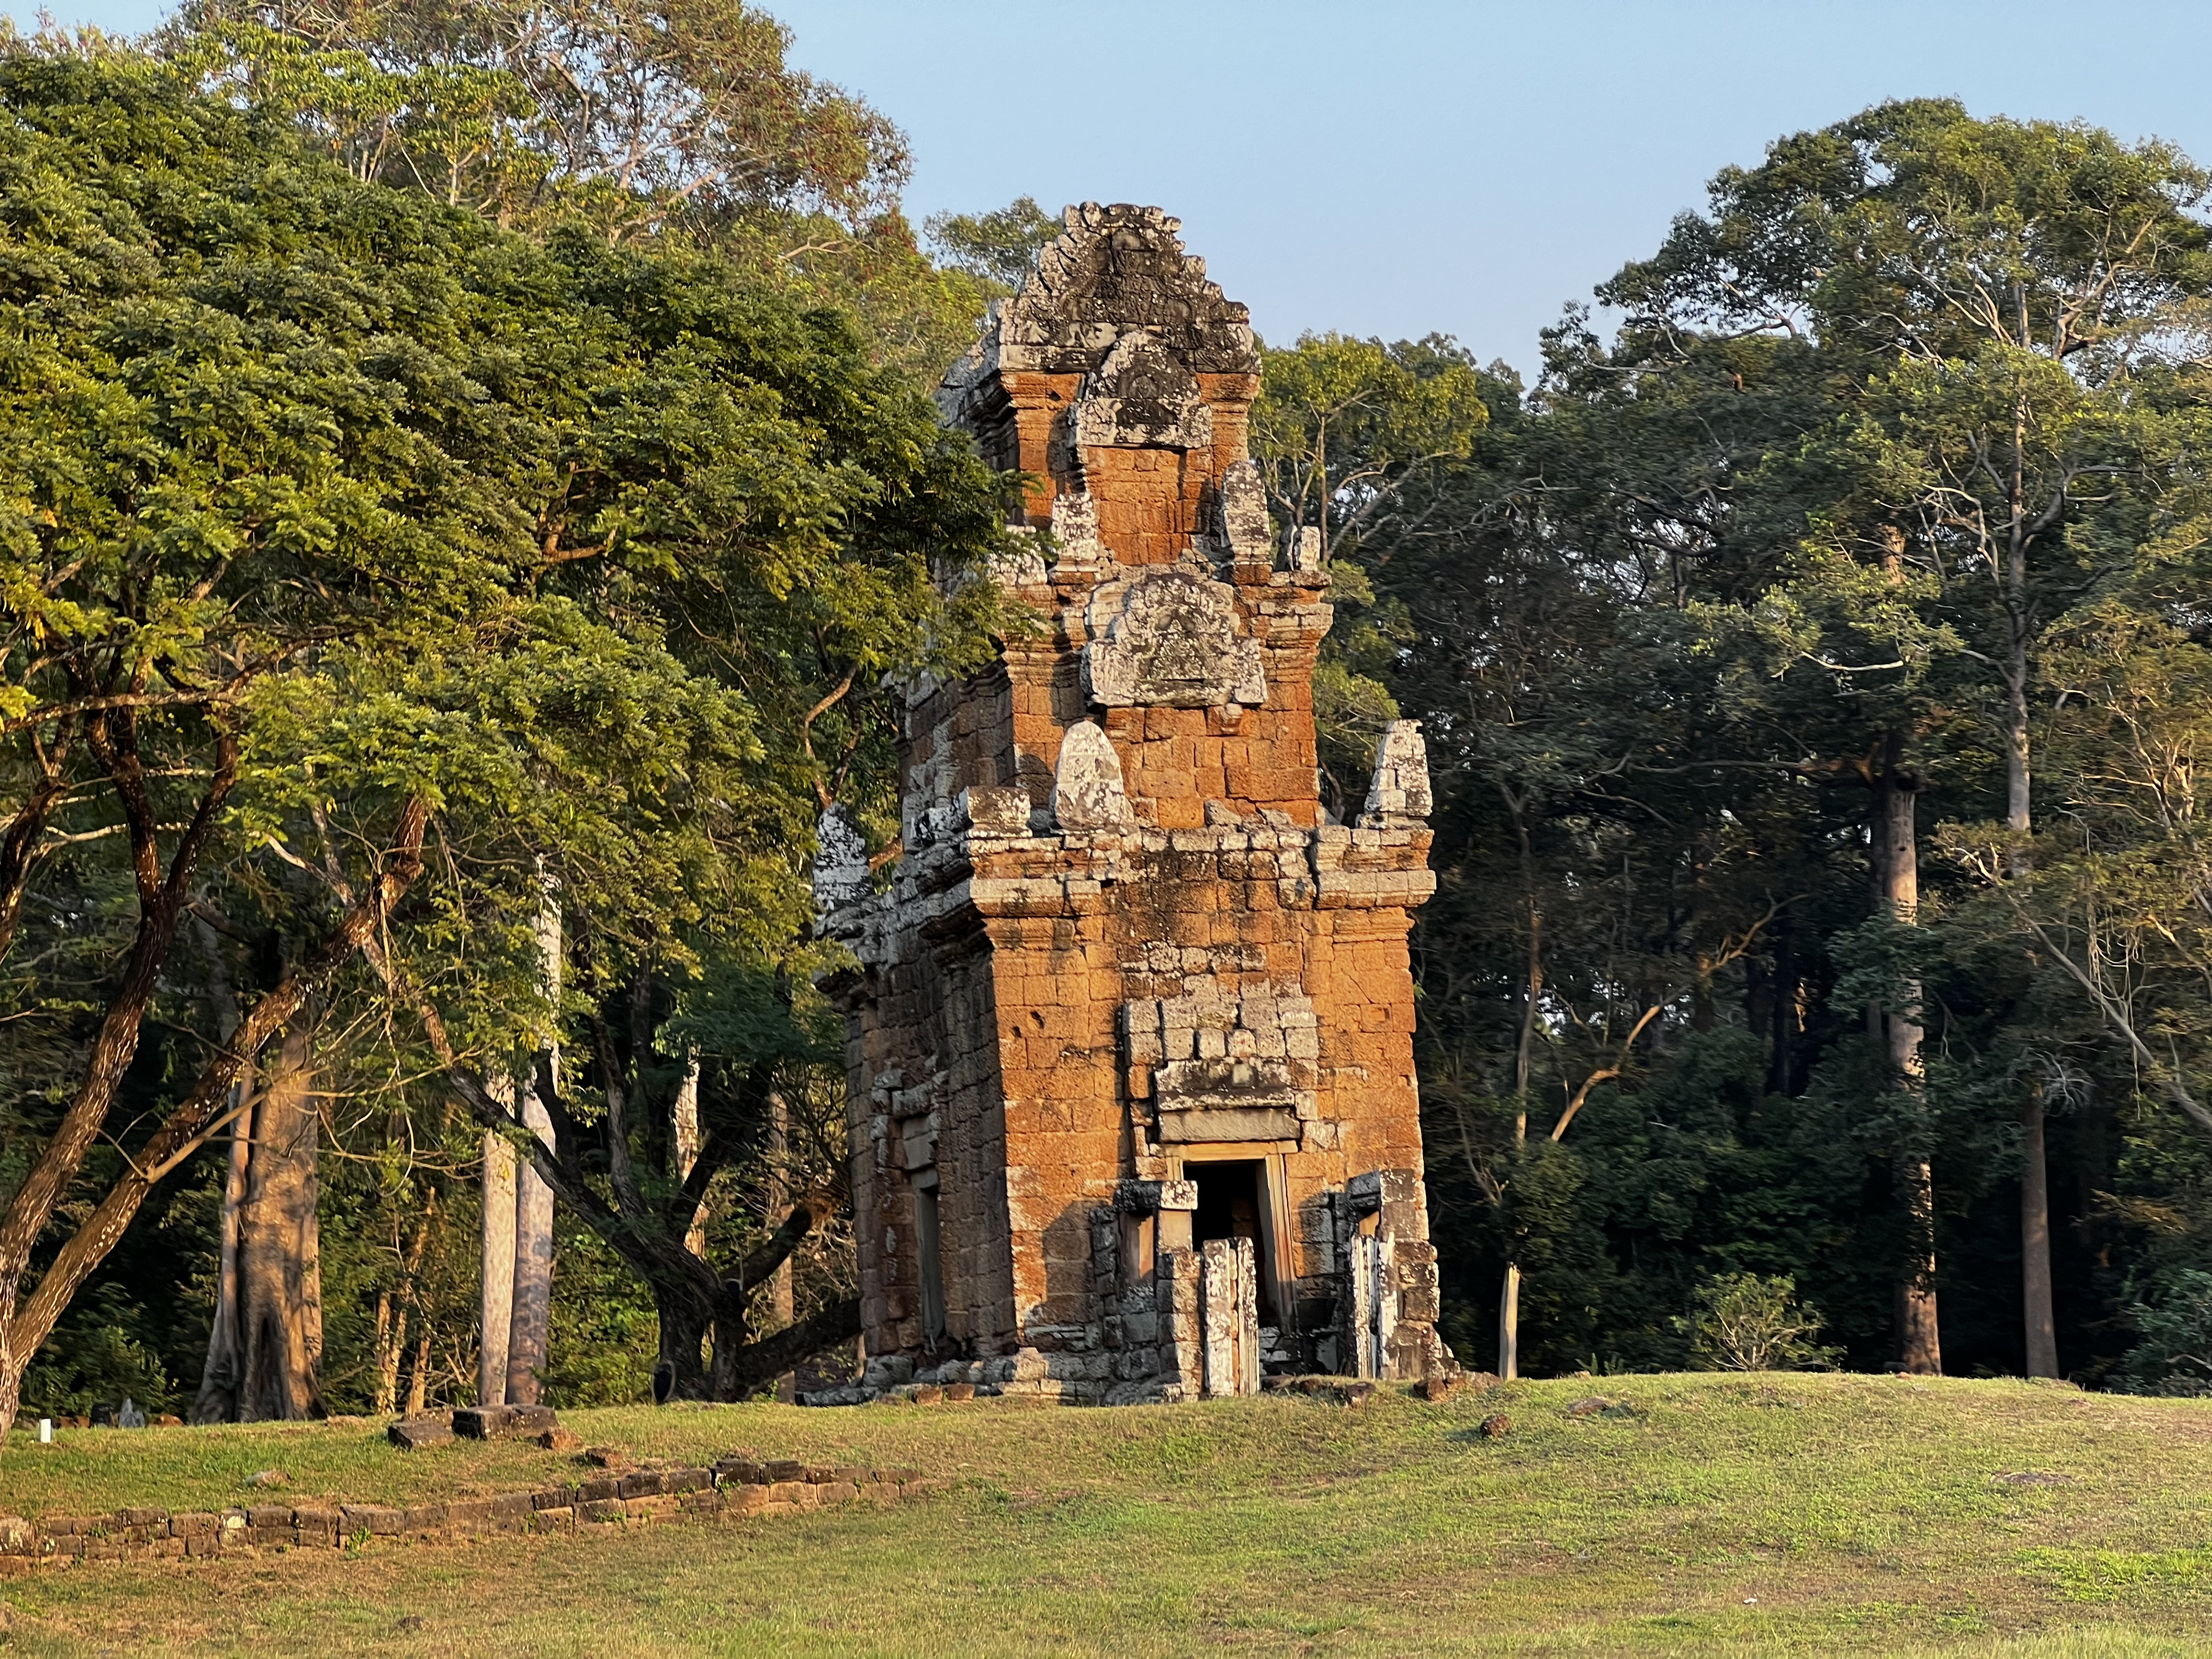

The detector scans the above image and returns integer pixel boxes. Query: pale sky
[22,0,2212,375]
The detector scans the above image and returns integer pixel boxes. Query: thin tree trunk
[1498,1264,1520,1381]
[675,1052,706,1257]
[374,1199,435,1416]
[404,1331,431,1415]
[373,1294,403,1416]
[766,1089,796,1400]
[505,888,561,1406]
[506,1087,555,1405]
[2001,282,2057,1376]
[1876,739,1940,1375]
[236,1021,326,1420]
[1499,784,1539,1382]
[192,1072,254,1425]
[478,1112,516,1407]
[2022,1099,2059,1376]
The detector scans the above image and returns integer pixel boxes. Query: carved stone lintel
[1071,330,1212,451]
[1051,722,1134,832]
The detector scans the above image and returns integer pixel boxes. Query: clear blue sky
[24,0,2212,374]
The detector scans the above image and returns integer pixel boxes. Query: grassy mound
[6,1373,2212,1655]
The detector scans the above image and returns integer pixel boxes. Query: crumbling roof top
[940,204,1258,419]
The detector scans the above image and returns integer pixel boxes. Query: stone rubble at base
[814,204,1459,1407]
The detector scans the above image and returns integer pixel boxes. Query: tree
[925,196,1062,292]
[1251,333,1489,565]
[175,0,907,236]
[0,45,1009,1437]
[168,0,994,382]
[1608,100,2212,1375]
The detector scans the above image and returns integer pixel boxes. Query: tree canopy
[12,29,2212,1418]
[0,41,1009,1431]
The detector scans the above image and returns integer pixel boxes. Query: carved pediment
[1071,330,1213,451]
[1084,566,1265,708]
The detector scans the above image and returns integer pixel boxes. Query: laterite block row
[0,1458,942,1575]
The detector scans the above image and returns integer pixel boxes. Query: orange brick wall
[832,204,1443,1391]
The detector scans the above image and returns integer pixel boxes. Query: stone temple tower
[816,204,1453,1402]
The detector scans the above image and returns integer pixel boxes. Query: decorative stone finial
[812,805,871,915]
[1208,458,1273,566]
[1359,721,1432,826]
[1051,722,1134,832]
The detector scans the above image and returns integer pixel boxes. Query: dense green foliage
[1267,98,2212,1385]
[0,38,1008,1422]
[9,8,2212,1417]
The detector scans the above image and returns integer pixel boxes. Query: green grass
[6,1374,2212,1655]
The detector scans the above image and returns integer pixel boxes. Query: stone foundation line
[0,1458,943,1575]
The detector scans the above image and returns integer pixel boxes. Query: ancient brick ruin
[816,204,1453,1404]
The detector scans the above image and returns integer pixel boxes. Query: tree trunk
[478,1113,516,1407]
[715,1298,863,1400]
[505,1086,555,1406]
[1875,741,1940,1376]
[1499,789,1540,1384]
[404,1331,431,1415]
[373,1293,404,1416]
[2022,1098,2059,1376]
[189,909,252,1426]
[192,1078,255,1424]
[234,1021,326,1421]
[654,1287,714,1403]
[1996,311,2058,1377]
[1498,1263,1520,1380]
[675,1052,706,1256]
[504,883,561,1406]
[765,1089,796,1400]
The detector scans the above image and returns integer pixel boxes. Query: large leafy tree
[164,0,995,382]
[0,44,1008,1436]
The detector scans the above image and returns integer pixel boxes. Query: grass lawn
[4,1373,2212,1655]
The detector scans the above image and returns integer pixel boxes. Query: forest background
[7,0,2212,1428]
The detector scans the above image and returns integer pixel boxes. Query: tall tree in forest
[1603,99,2212,1375]
[194,1008,328,1422]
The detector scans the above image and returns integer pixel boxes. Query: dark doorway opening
[1191,1159,1276,1325]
